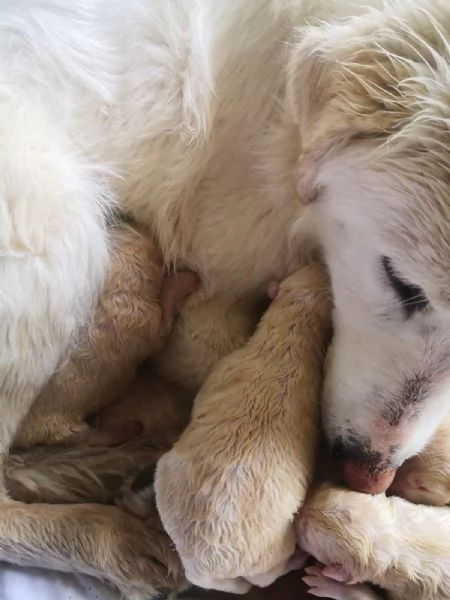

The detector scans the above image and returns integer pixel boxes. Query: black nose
[330,435,377,467]
[330,437,347,459]
[331,436,396,494]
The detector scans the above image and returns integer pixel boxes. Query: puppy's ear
[286,22,405,202]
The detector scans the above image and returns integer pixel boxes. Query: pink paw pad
[303,564,357,599]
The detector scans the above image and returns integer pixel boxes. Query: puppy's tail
[6,442,163,505]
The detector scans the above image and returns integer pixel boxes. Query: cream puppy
[298,484,450,600]
[388,415,450,507]
[155,263,332,594]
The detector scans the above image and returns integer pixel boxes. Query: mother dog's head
[288,1,450,493]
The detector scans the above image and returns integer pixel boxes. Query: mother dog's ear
[286,24,401,203]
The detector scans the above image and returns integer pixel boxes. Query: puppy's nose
[341,460,396,494]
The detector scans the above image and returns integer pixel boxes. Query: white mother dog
[2,0,450,595]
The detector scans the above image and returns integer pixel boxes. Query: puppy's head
[288,1,450,491]
[297,484,395,582]
[388,415,450,506]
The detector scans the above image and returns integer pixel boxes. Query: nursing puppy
[298,484,450,600]
[155,263,332,594]
[16,223,197,448]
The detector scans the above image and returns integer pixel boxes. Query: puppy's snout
[331,437,396,494]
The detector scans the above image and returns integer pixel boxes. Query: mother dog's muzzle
[331,437,397,494]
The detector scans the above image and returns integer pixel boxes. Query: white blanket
[0,565,120,600]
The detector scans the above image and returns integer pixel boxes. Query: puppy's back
[155,263,332,590]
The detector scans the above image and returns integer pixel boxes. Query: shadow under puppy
[155,263,332,594]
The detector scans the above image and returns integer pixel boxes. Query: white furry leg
[0,97,111,490]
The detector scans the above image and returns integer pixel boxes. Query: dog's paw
[303,565,376,600]
[303,564,352,599]
[98,508,185,598]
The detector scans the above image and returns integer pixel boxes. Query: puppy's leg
[0,501,183,598]
[303,565,382,600]
[0,100,109,492]
[6,443,162,505]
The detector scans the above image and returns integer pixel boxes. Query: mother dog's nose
[341,460,396,494]
[330,437,396,494]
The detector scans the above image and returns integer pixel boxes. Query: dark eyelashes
[381,256,429,318]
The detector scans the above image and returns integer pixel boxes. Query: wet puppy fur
[11,396,450,600]
[11,309,450,599]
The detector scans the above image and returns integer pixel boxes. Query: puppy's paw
[267,281,280,300]
[321,565,355,583]
[303,565,351,599]
[77,420,144,447]
[303,565,377,600]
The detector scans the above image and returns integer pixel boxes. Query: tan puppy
[298,484,450,600]
[16,224,198,448]
[1,369,194,599]
[93,369,195,448]
[155,263,332,594]
[388,415,450,506]
[153,293,265,391]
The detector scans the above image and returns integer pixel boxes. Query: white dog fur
[2,0,450,590]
